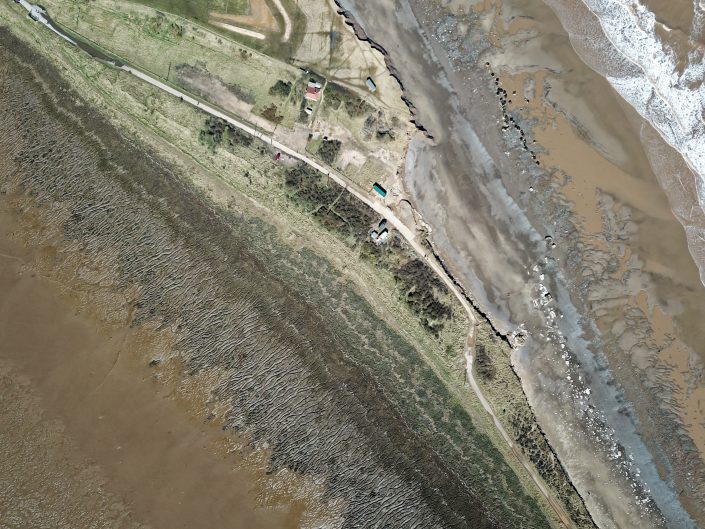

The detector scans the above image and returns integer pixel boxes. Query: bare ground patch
[210,0,280,33]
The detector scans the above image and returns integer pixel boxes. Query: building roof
[304,87,321,101]
[372,183,387,197]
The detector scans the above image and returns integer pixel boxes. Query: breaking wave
[545,0,705,283]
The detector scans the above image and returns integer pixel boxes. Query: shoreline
[544,0,705,293]
[338,0,705,527]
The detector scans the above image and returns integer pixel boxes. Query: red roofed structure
[305,86,321,101]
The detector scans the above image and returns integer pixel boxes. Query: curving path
[209,20,266,40]
[270,0,292,41]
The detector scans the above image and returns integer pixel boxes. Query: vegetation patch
[325,82,373,118]
[199,116,253,151]
[146,12,185,40]
[316,138,341,164]
[260,103,284,124]
[474,324,596,529]
[394,259,452,336]
[284,164,374,241]
[474,344,496,381]
[269,79,292,97]
[297,98,311,122]
[226,81,256,104]
[363,112,396,142]
[282,163,453,335]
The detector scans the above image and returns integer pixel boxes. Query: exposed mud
[0,230,308,529]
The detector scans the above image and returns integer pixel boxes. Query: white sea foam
[573,0,705,283]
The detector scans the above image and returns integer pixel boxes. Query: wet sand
[337,0,705,527]
[0,207,309,529]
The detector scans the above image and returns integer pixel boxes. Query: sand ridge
[211,0,280,32]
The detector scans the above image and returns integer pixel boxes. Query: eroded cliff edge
[334,0,705,528]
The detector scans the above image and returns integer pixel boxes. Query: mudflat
[0,211,304,529]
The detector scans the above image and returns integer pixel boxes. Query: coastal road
[123,65,477,323]
[465,347,576,529]
[17,3,576,524]
[125,63,576,529]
